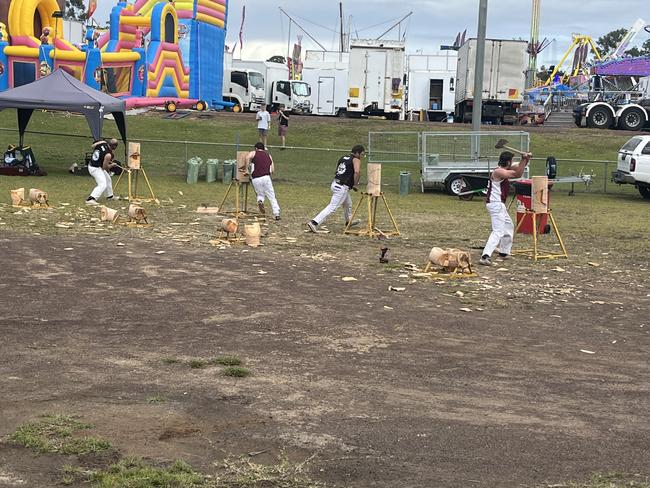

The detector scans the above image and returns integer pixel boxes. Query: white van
[613,135,650,199]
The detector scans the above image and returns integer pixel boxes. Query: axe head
[495,138,509,150]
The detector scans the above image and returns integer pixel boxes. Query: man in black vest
[86,138,119,205]
[307,144,364,232]
[246,142,280,220]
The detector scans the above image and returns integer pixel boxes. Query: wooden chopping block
[100,206,120,223]
[244,222,261,247]
[11,188,25,206]
[128,204,147,223]
[29,188,48,205]
[221,218,239,234]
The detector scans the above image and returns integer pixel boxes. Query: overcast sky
[95,0,647,66]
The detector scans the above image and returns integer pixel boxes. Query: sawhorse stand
[344,192,400,237]
[512,208,568,260]
[217,180,257,218]
[114,167,158,203]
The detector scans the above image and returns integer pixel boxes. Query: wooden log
[10,188,25,206]
[221,218,239,234]
[29,188,48,205]
[100,206,120,223]
[428,247,449,267]
[366,163,382,196]
[128,142,141,170]
[244,222,261,247]
[236,151,250,183]
[532,176,549,214]
[128,204,147,223]
[447,248,472,272]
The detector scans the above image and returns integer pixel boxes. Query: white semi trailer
[347,39,406,119]
[454,39,528,125]
[406,52,457,122]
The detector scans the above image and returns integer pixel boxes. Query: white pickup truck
[613,135,650,199]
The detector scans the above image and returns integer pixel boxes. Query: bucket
[10,188,25,206]
[206,159,218,183]
[186,157,202,184]
[244,222,261,247]
[399,171,410,196]
[221,218,239,234]
[222,160,235,184]
[100,206,120,223]
[29,188,48,205]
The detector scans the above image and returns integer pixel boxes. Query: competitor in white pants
[479,150,531,266]
[86,139,119,205]
[247,142,281,220]
[307,145,364,232]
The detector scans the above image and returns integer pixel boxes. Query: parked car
[613,135,650,199]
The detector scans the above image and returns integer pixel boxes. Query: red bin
[513,179,552,235]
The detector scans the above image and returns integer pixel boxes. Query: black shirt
[90,141,111,168]
[334,154,355,188]
[279,111,289,127]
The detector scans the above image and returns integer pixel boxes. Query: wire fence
[0,127,639,196]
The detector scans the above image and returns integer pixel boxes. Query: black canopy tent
[0,69,127,150]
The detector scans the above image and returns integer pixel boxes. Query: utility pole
[526,0,541,88]
[471,0,488,135]
[339,2,344,53]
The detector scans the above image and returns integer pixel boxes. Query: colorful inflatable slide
[0,0,227,109]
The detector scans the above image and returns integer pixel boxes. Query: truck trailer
[302,51,349,117]
[406,52,457,122]
[347,39,406,119]
[454,39,527,125]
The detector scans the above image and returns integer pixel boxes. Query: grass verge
[9,414,111,455]
[222,366,251,378]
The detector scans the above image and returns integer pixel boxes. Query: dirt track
[1,232,649,487]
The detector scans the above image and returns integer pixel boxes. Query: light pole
[471,0,488,159]
[52,10,63,70]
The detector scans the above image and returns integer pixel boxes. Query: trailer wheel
[232,104,242,113]
[165,101,177,113]
[445,175,465,196]
[618,107,645,131]
[639,186,650,200]
[195,100,207,112]
[587,106,613,129]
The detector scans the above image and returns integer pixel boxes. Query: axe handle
[501,144,527,156]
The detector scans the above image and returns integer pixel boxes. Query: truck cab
[613,135,650,199]
[223,69,265,112]
[270,80,312,114]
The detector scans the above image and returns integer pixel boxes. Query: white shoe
[346,219,361,227]
[307,221,318,232]
[85,198,98,206]
[479,256,492,266]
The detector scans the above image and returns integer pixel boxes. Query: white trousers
[313,181,352,225]
[482,202,514,257]
[88,165,113,200]
[251,175,280,216]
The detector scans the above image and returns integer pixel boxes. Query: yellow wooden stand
[343,192,400,238]
[512,209,568,260]
[114,142,159,204]
[217,180,257,218]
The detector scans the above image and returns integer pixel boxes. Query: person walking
[277,105,289,149]
[479,150,531,265]
[86,138,119,205]
[247,142,281,221]
[306,145,364,232]
[256,103,271,147]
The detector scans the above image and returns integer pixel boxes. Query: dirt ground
[1,229,649,488]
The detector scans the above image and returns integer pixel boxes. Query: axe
[495,138,527,156]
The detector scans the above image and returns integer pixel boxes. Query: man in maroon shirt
[246,142,280,220]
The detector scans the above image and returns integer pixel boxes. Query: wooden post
[236,151,250,183]
[128,142,141,170]
[532,176,548,214]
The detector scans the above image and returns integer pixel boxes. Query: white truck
[613,135,650,199]
[454,39,527,125]
[406,52,457,122]
[347,39,406,119]
[302,51,349,117]
[230,59,312,114]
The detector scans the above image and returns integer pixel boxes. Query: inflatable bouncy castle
[0,0,227,109]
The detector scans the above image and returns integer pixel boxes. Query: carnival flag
[87,0,97,19]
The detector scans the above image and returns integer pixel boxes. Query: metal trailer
[405,52,457,122]
[454,39,528,124]
[347,39,406,119]
[419,131,530,195]
[302,51,349,117]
